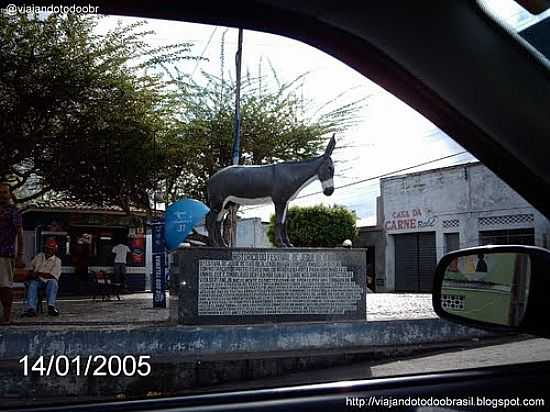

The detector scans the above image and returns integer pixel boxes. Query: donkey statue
[206,135,336,247]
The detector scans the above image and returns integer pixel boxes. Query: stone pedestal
[169,247,367,325]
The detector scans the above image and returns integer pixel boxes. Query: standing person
[23,238,62,317]
[366,262,375,293]
[476,253,488,273]
[0,183,24,325]
[72,235,90,295]
[112,238,130,294]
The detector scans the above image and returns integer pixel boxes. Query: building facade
[380,162,550,292]
[355,196,385,292]
[235,218,272,248]
[18,200,151,295]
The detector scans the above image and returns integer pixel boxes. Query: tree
[0,12,198,211]
[267,205,357,247]
[158,58,365,204]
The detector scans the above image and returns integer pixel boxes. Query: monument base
[169,247,367,325]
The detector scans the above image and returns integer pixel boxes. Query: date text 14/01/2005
[19,355,152,377]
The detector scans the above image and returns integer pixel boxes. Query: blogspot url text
[346,396,545,409]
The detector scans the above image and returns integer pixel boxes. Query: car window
[479,0,550,62]
[1,6,549,407]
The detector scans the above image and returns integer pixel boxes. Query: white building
[235,217,272,248]
[380,162,550,292]
[193,217,272,248]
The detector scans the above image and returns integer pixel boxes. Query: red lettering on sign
[385,218,420,231]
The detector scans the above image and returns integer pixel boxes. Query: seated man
[22,239,62,317]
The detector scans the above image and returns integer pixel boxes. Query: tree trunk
[222,206,237,246]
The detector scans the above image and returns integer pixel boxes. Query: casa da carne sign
[384,208,437,232]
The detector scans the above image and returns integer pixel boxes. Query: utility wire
[333,151,469,192]
[191,27,218,79]
[241,151,470,211]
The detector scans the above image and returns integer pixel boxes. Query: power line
[338,151,470,191]
[241,151,470,211]
[191,27,218,79]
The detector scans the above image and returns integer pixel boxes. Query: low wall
[1,319,494,360]
[0,319,503,404]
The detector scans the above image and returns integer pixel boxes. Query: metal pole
[153,130,157,213]
[231,28,243,166]
[229,28,243,247]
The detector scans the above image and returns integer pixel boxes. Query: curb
[0,318,496,360]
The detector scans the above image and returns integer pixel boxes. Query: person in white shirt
[112,240,130,294]
[23,238,62,317]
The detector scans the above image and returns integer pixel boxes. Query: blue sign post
[151,219,166,308]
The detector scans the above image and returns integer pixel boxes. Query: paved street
[5,293,435,327]
[210,337,550,391]
[366,293,435,321]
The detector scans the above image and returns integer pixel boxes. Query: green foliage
[0,12,199,211]
[267,205,357,247]
[0,12,364,214]
[158,56,365,203]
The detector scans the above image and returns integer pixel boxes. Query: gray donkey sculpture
[206,135,336,247]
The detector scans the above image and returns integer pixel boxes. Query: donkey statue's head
[318,134,336,196]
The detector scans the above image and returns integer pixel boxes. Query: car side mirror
[432,245,550,338]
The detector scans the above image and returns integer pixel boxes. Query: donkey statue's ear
[324,134,336,157]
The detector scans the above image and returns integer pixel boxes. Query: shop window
[444,233,460,253]
[479,228,535,246]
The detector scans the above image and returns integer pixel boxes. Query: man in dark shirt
[476,253,488,272]
[0,183,24,325]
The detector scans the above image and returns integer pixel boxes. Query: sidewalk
[9,293,170,326]
[4,293,435,327]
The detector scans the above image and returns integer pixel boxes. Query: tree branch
[14,186,51,204]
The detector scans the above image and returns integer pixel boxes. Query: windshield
[479,0,550,62]
[0,4,549,408]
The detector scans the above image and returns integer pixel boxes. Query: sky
[97,0,547,226]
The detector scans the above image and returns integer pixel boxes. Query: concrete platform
[1,292,444,361]
[1,292,484,361]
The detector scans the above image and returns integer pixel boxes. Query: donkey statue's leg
[278,203,294,247]
[216,208,229,247]
[274,201,290,247]
[207,192,230,247]
[281,221,294,247]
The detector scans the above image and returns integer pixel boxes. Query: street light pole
[231,28,243,167]
[153,130,157,214]
[228,28,243,247]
